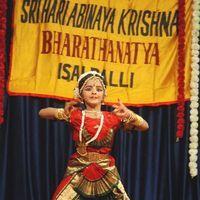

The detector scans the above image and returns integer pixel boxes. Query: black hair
[78,73,106,90]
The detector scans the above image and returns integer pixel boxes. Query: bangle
[123,111,144,127]
[133,115,144,127]
[55,108,70,121]
[123,111,135,124]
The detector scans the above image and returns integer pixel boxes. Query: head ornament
[74,71,106,99]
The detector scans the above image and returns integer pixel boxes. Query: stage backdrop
[8,0,191,105]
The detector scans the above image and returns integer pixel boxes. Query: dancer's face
[81,77,104,109]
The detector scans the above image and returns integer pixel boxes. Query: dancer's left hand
[112,99,131,120]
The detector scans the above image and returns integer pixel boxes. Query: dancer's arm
[39,101,78,121]
[112,99,149,131]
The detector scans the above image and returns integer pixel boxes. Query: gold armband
[55,108,70,121]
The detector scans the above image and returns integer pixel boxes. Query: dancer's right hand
[64,101,79,115]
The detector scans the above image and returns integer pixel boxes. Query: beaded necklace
[77,110,104,156]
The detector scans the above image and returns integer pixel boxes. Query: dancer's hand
[112,99,131,120]
[64,101,78,115]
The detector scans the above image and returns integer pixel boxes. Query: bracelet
[123,112,133,124]
[123,111,136,123]
[123,111,144,127]
[55,108,70,121]
[133,115,144,127]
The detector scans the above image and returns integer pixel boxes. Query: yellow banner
[8,0,191,105]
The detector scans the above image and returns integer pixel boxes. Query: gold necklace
[85,110,101,118]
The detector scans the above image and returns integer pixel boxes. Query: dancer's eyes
[84,86,103,92]
[96,87,103,92]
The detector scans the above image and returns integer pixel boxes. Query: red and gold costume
[52,109,130,200]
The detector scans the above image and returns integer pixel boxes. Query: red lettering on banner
[41,30,159,65]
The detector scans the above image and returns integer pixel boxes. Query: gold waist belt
[79,152,109,162]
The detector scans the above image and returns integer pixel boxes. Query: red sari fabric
[70,109,121,150]
[52,109,129,199]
